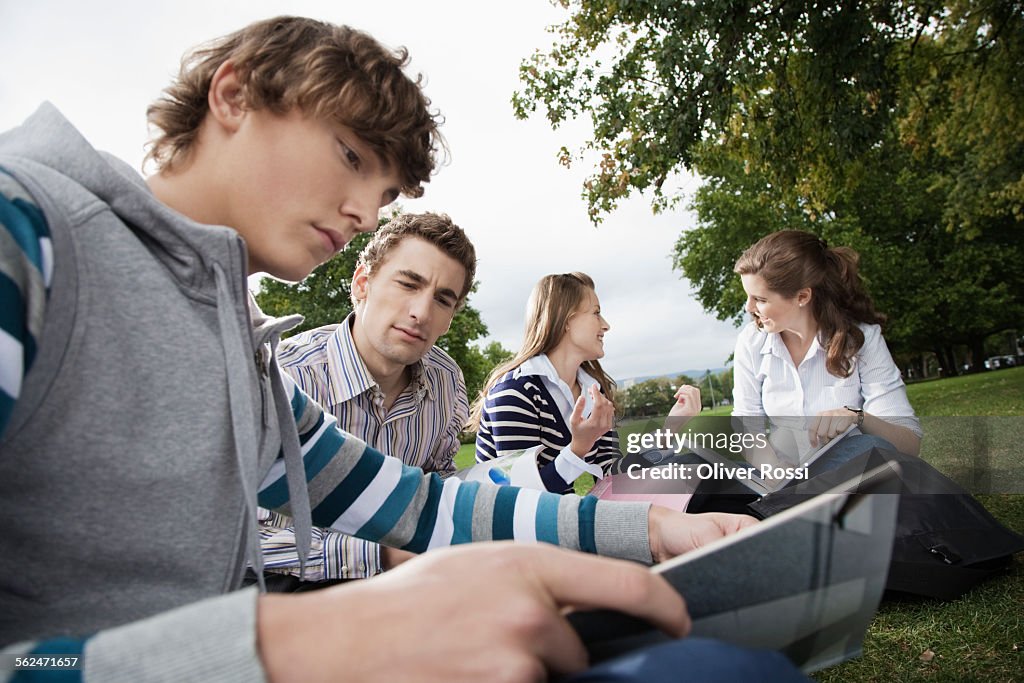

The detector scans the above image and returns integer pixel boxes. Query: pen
[488,468,511,486]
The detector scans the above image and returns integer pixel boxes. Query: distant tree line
[619,369,735,419]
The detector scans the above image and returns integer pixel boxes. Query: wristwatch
[844,405,865,429]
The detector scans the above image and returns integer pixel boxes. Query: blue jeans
[565,638,810,682]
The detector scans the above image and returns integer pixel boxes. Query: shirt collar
[325,313,432,405]
[763,329,824,365]
[514,353,599,395]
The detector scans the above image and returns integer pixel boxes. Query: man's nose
[409,291,432,322]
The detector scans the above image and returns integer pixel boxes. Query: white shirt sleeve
[856,324,923,437]
[731,323,766,417]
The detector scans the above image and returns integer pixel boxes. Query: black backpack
[744,447,1024,600]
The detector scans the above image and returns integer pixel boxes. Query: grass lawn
[818,366,1024,682]
[816,492,1024,682]
[455,441,475,469]
[458,366,1024,680]
[906,366,1024,416]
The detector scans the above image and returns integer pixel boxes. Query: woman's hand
[808,408,858,447]
[569,384,615,457]
[664,384,701,434]
[810,407,922,456]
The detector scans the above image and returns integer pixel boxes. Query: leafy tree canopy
[621,377,676,417]
[514,0,1023,230]
[516,0,1024,368]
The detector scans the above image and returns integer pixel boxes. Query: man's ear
[207,61,247,134]
[352,263,370,307]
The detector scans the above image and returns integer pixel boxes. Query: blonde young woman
[470,272,700,493]
[733,230,922,469]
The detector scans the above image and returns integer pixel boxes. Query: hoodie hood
[0,102,246,301]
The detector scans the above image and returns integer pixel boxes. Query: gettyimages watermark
[609,415,1024,495]
[621,428,807,483]
[624,428,768,456]
[622,459,809,484]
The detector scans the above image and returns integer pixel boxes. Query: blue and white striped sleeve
[258,379,653,563]
[0,170,53,441]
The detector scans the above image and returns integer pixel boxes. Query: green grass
[819,367,1024,682]
[455,442,475,469]
[817,498,1024,682]
[459,368,1024,681]
[817,552,1024,682]
[906,366,1024,416]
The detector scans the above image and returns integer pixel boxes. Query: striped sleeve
[258,379,652,562]
[589,428,623,476]
[475,379,546,461]
[478,377,624,493]
[537,427,621,493]
[1,589,266,682]
[0,170,53,440]
[256,508,383,580]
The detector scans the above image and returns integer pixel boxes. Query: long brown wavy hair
[734,230,885,378]
[467,272,616,430]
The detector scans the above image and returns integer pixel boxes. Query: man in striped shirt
[254,212,472,587]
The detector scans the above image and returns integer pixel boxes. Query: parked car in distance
[984,355,1019,370]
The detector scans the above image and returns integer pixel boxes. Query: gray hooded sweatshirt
[0,103,304,681]
[0,104,653,682]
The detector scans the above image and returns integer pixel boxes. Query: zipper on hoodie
[255,347,273,429]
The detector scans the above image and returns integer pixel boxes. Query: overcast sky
[0,0,742,381]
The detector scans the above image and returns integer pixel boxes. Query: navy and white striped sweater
[476,369,621,493]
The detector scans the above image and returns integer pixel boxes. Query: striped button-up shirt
[258,314,468,580]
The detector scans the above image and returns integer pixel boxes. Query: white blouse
[732,321,922,461]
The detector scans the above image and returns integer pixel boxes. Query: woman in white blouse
[731,230,922,468]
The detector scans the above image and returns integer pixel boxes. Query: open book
[570,461,902,673]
